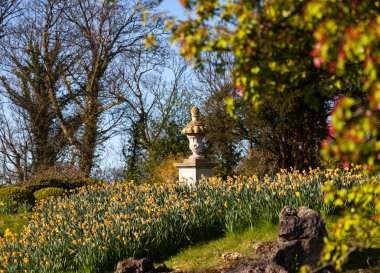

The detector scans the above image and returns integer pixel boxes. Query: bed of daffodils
[0,167,365,273]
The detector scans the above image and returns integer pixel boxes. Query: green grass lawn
[0,213,29,236]
[164,222,277,271]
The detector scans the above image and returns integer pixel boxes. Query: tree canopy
[170,0,380,269]
[171,0,379,170]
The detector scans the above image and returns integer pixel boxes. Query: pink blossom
[327,125,335,138]
[313,57,325,68]
[237,85,244,97]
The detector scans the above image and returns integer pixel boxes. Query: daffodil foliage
[170,0,380,270]
[0,168,360,272]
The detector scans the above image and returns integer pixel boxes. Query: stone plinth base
[174,158,216,185]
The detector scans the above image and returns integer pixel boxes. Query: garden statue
[182,106,206,160]
[174,106,216,184]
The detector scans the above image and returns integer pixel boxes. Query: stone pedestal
[174,106,216,184]
[174,158,216,184]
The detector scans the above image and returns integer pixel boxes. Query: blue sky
[160,0,187,19]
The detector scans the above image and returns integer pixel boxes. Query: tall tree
[0,0,75,172]
[117,51,192,182]
[0,0,21,39]
[251,91,330,171]
[46,0,166,175]
[203,86,241,178]
[0,105,31,183]
[195,52,330,176]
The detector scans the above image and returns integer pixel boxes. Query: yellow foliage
[149,154,184,184]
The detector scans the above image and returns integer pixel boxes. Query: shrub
[148,154,183,184]
[0,186,33,213]
[0,186,33,204]
[34,187,66,201]
[24,164,91,192]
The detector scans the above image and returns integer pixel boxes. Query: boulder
[222,206,327,273]
[277,206,302,241]
[275,206,327,269]
[278,206,327,241]
[114,258,156,273]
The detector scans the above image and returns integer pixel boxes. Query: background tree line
[0,0,347,184]
[0,0,192,184]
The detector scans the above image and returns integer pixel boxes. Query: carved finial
[181,106,207,135]
[191,106,199,119]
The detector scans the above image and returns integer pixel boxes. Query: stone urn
[174,106,216,184]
